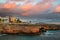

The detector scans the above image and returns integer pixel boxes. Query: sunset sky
[0,0,60,23]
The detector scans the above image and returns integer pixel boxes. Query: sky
[0,0,60,23]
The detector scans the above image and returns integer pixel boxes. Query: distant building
[9,16,16,23]
[0,16,9,23]
[0,16,29,24]
[3,17,9,23]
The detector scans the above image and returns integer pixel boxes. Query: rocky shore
[0,24,47,35]
[0,24,60,35]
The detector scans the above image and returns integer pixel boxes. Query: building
[0,16,29,24]
[0,16,9,23]
[9,16,16,23]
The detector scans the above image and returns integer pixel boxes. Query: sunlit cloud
[0,0,60,17]
[43,0,55,2]
[21,3,52,16]
[20,3,33,11]
[10,0,26,1]
[54,5,60,12]
[0,4,3,8]
[33,3,52,11]
[4,3,16,9]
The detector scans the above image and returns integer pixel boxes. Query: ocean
[0,30,60,40]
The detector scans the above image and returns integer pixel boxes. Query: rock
[22,27,31,33]
[21,27,40,34]
[31,27,39,33]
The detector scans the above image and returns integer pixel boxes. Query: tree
[0,18,1,23]
[16,19,22,23]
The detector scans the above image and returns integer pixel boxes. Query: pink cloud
[4,3,16,9]
[0,4,4,8]
[20,3,33,11]
[21,3,52,16]
[10,0,25,1]
[33,3,51,11]
[54,5,60,12]
[43,0,55,2]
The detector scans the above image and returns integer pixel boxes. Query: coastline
[0,23,60,35]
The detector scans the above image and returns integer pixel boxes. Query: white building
[0,16,9,23]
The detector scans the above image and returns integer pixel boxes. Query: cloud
[43,0,55,2]
[4,3,16,9]
[10,0,25,1]
[0,0,53,17]
[54,5,60,12]
[21,12,29,16]
[20,3,33,11]
[32,3,52,14]
[0,4,3,8]
[33,3,51,11]
[21,3,52,16]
